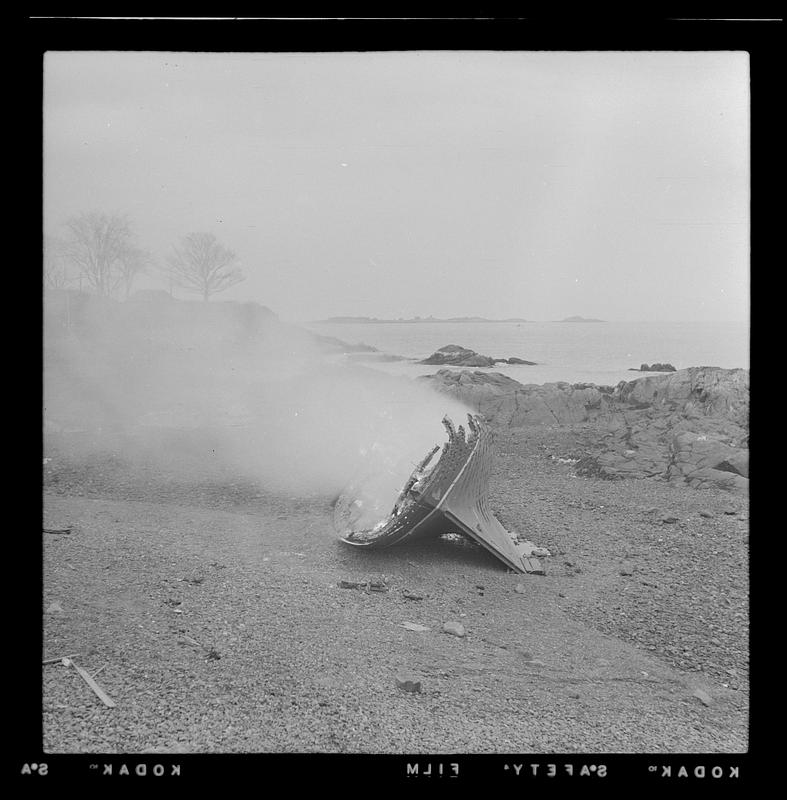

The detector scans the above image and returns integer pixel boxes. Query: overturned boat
[334,414,545,574]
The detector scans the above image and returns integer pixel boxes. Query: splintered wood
[335,414,551,575]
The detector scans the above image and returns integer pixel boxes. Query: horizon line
[297,315,750,325]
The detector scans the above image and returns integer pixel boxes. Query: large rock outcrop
[418,367,749,492]
[417,370,616,427]
[419,344,535,367]
[420,345,495,367]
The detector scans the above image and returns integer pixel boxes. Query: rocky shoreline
[418,366,749,493]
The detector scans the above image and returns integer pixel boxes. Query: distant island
[314,316,531,324]
[314,315,609,324]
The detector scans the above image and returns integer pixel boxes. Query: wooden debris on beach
[177,634,204,649]
[521,557,545,575]
[63,657,116,708]
[400,622,431,632]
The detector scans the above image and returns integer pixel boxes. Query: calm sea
[305,320,750,386]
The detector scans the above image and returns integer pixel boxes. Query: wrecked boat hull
[334,414,543,574]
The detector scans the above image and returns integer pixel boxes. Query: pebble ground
[42,425,749,753]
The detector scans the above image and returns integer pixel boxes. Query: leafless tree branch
[164,232,245,301]
[113,246,154,300]
[63,213,135,297]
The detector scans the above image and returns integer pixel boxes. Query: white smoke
[44,293,471,507]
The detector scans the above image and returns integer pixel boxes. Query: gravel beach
[42,424,749,754]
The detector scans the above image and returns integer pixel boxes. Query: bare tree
[64,212,134,296]
[165,232,245,301]
[44,235,72,290]
[113,246,153,300]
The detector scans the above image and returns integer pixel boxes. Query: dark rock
[420,345,534,368]
[395,676,423,693]
[575,456,618,480]
[497,356,537,365]
[636,363,677,372]
[339,579,389,592]
[716,450,749,478]
[420,345,494,367]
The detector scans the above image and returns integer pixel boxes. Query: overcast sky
[44,50,749,322]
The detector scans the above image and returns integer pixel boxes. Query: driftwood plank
[65,658,116,707]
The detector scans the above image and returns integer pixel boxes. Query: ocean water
[305,320,750,386]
